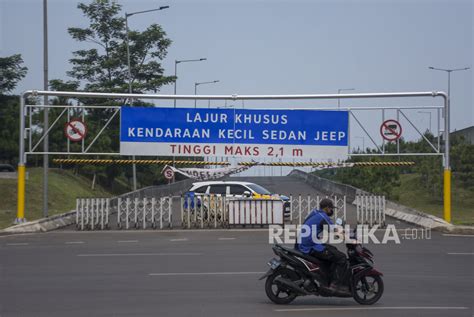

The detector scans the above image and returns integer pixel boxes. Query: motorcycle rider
[297,198,350,295]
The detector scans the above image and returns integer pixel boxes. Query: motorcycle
[259,222,384,305]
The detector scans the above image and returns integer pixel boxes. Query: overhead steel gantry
[16,90,450,223]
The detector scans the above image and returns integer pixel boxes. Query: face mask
[326,208,334,217]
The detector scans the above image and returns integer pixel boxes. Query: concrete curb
[0,210,76,235]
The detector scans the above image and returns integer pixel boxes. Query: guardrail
[356,195,386,227]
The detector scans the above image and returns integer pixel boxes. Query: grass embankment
[392,174,474,226]
[0,168,111,229]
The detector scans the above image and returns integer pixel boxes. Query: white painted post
[187,195,191,229]
[80,198,85,231]
[75,198,80,227]
[356,195,360,224]
[142,197,147,229]
[343,196,347,221]
[160,197,164,229]
[200,195,204,229]
[214,195,217,229]
[193,195,197,227]
[298,195,302,225]
[126,197,130,230]
[90,199,95,230]
[180,196,184,228]
[307,194,311,218]
[289,194,293,224]
[382,196,386,227]
[105,198,109,228]
[117,197,122,229]
[168,196,172,229]
[151,197,156,228]
[100,198,105,230]
[134,198,139,228]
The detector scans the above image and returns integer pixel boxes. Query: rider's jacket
[298,210,333,253]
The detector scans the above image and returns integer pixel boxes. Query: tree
[66,0,174,94]
[0,54,28,94]
[0,95,19,164]
[49,0,175,191]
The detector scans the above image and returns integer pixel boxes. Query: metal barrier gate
[181,195,227,229]
[290,195,347,225]
[180,195,286,228]
[76,198,110,230]
[117,197,173,229]
[355,195,386,227]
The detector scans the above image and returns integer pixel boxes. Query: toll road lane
[0,231,472,317]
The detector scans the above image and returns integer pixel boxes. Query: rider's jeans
[310,245,347,286]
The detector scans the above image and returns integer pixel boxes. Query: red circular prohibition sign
[64,119,87,142]
[380,119,402,141]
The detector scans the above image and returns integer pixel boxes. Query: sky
[1,0,472,154]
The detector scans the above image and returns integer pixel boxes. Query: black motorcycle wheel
[352,275,384,305]
[265,268,299,305]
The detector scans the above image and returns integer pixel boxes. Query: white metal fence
[289,195,347,225]
[355,195,386,227]
[117,197,173,229]
[76,198,110,230]
[228,199,284,225]
[180,195,286,228]
[181,195,227,229]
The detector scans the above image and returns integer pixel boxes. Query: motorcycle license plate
[267,258,281,270]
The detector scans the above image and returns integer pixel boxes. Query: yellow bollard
[16,164,26,222]
[443,169,451,223]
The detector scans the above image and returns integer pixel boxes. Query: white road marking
[117,240,139,243]
[6,243,29,246]
[77,252,202,257]
[0,233,40,238]
[169,238,188,242]
[443,234,474,237]
[274,306,470,312]
[218,237,236,240]
[149,271,265,276]
[65,241,85,244]
[447,253,474,255]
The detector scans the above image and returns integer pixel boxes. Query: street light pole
[174,58,207,107]
[337,88,355,109]
[194,80,219,108]
[43,0,49,218]
[125,5,169,191]
[428,65,470,223]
